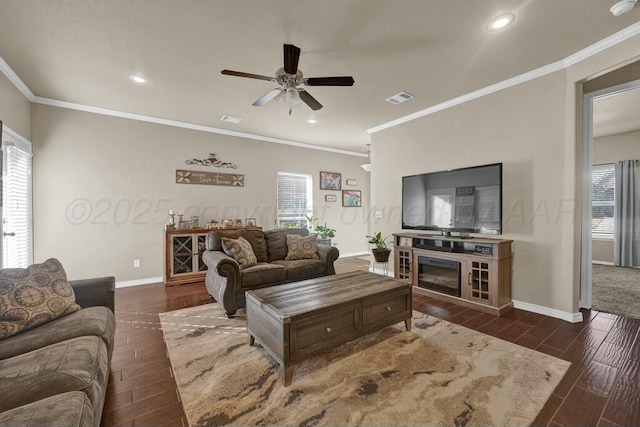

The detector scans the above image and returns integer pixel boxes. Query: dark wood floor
[103,258,640,427]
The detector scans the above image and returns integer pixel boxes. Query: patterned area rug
[593,264,640,319]
[160,304,569,427]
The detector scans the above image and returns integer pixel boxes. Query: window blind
[3,138,33,268]
[276,172,313,228]
[592,164,615,238]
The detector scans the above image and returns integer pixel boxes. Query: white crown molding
[368,21,640,135]
[0,55,34,101]
[562,20,640,67]
[32,96,367,157]
[116,276,164,288]
[2,21,640,149]
[367,61,565,134]
[513,300,584,323]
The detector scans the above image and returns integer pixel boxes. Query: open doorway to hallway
[584,82,640,319]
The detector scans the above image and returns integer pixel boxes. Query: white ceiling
[0,0,639,153]
[593,86,640,138]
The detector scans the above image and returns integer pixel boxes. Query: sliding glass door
[1,124,33,268]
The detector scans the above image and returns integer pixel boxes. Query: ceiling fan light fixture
[487,13,515,31]
[610,0,637,15]
[286,87,302,106]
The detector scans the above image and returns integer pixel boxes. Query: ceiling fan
[221,44,354,115]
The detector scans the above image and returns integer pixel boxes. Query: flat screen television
[402,163,502,235]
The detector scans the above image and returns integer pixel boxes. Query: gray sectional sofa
[0,261,115,427]
[203,228,340,317]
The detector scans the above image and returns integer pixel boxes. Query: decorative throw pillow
[285,234,320,260]
[221,237,258,269]
[0,258,81,340]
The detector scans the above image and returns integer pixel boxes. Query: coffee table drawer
[290,304,360,362]
[363,289,411,330]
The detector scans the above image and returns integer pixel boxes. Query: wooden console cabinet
[393,233,513,316]
[164,226,262,287]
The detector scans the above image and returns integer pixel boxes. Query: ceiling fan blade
[221,69,273,81]
[252,88,283,106]
[306,76,355,86]
[283,44,301,75]
[298,89,323,111]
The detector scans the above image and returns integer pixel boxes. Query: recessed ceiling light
[307,119,317,124]
[487,13,515,31]
[610,0,637,16]
[129,75,146,84]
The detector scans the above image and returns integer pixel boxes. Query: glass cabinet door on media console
[164,229,209,287]
[394,236,414,281]
[462,258,498,307]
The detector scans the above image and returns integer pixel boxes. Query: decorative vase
[372,249,391,263]
[317,238,332,246]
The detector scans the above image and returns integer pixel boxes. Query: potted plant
[315,224,336,246]
[367,232,392,262]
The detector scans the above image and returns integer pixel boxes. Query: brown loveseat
[202,228,340,317]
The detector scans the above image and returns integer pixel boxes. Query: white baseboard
[368,266,394,277]
[340,251,370,258]
[513,300,583,323]
[592,260,614,266]
[116,276,164,288]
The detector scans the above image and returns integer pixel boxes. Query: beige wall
[31,104,370,282]
[591,130,640,263]
[370,33,640,315]
[371,71,573,312]
[0,72,31,139]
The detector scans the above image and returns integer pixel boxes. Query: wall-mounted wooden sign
[176,170,244,187]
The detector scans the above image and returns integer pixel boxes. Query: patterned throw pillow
[0,258,81,340]
[221,237,258,269]
[285,234,320,260]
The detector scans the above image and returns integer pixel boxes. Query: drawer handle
[385,306,392,312]
[325,327,332,333]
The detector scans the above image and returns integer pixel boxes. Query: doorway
[581,80,640,317]
[1,125,33,268]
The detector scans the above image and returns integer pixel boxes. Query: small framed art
[245,218,257,226]
[346,179,358,186]
[222,219,234,228]
[342,190,362,207]
[320,171,342,190]
[325,194,337,202]
[178,220,192,229]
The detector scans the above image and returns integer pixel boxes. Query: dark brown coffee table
[246,271,412,386]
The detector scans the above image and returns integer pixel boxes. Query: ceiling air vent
[385,91,414,105]
[220,114,242,124]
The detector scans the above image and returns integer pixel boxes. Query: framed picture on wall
[325,194,337,202]
[320,171,342,190]
[342,190,362,207]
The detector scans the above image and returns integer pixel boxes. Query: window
[276,172,313,228]
[2,132,33,268]
[592,164,615,239]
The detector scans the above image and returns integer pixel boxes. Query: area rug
[593,263,640,319]
[160,304,569,427]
